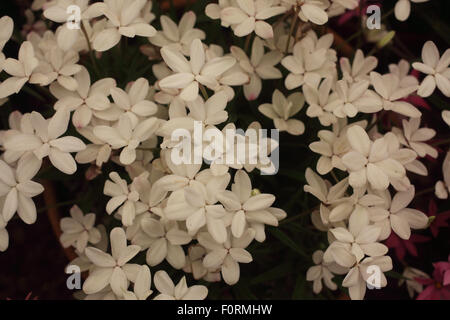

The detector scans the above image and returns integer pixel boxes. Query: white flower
[258,89,305,135]
[0,16,14,72]
[51,66,116,128]
[33,46,83,91]
[94,114,159,165]
[103,172,149,226]
[153,270,208,300]
[141,0,156,24]
[368,186,429,240]
[283,0,330,25]
[140,216,191,269]
[4,108,86,175]
[395,0,430,22]
[66,224,108,273]
[71,18,108,52]
[332,79,383,118]
[75,126,112,167]
[220,0,286,39]
[109,78,158,127]
[325,207,388,266]
[281,33,335,90]
[399,267,429,298]
[31,0,50,11]
[149,11,205,56]
[205,0,231,22]
[340,49,378,83]
[231,37,282,100]
[327,188,387,225]
[389,59,419,88]
[342,255,392,300]
[0,41,39,99]
[435,151,450,199]
[184,91,229,126]
[217,170,281,241]
[183,244,221,282]
[0,155,43,224]
[0,214,8,252]
[43,0,105,50]
[83,227,141,297]
[0,111,33,163]
[306,250,347,294]
[122,265,153,300]
[413,41,450,98]
[198,229,255,285]
[83,286,117,300]
[342,125,407,190]
[60,205,102,253]
[159,39,236,102]
[382,132,420,190]
[263,23,295,54]
[392,117,437,159]
[304,78,339,126]
[166,180,228,244]
[205,47,250,99]
[442,110,450,126]
[308,120,367,175]
[300,0,331,25]
[303,168,349,206]
[370,72,421,118]
[435,181,449,199]
[93,0,157,52]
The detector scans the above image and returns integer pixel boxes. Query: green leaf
[232,282,257,300]
[386,271,409,281]
[418,10,450,46]
[292,274,307,299]
[269,228,309,259]
[250,262,293,286]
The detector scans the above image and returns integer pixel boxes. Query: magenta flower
[427,200,450,238]
[385,233,430,262]
[416,256,450,300]
[337,1,372,25]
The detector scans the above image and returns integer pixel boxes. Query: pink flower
[337,1,372,25]
[385,233,430,262]
[416,256,450,300]
[6,292,38,300]
[427,200,450,238]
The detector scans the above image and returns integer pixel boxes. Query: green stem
[81,21,101,77]
[415,187,435,197]
[21,85,48,103]
[273,9,293,29]
[432,138,450,147]
[330,170,339,184]
[338,7,395,52]
[199,84,209,100]
[285,9,299,54]
[381,7,395,21]
[37,199,78,214]
[244,34,252,54]
[280,205,319,225]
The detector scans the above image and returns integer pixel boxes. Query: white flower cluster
[0,0,286,300]
[0,0,448,301]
